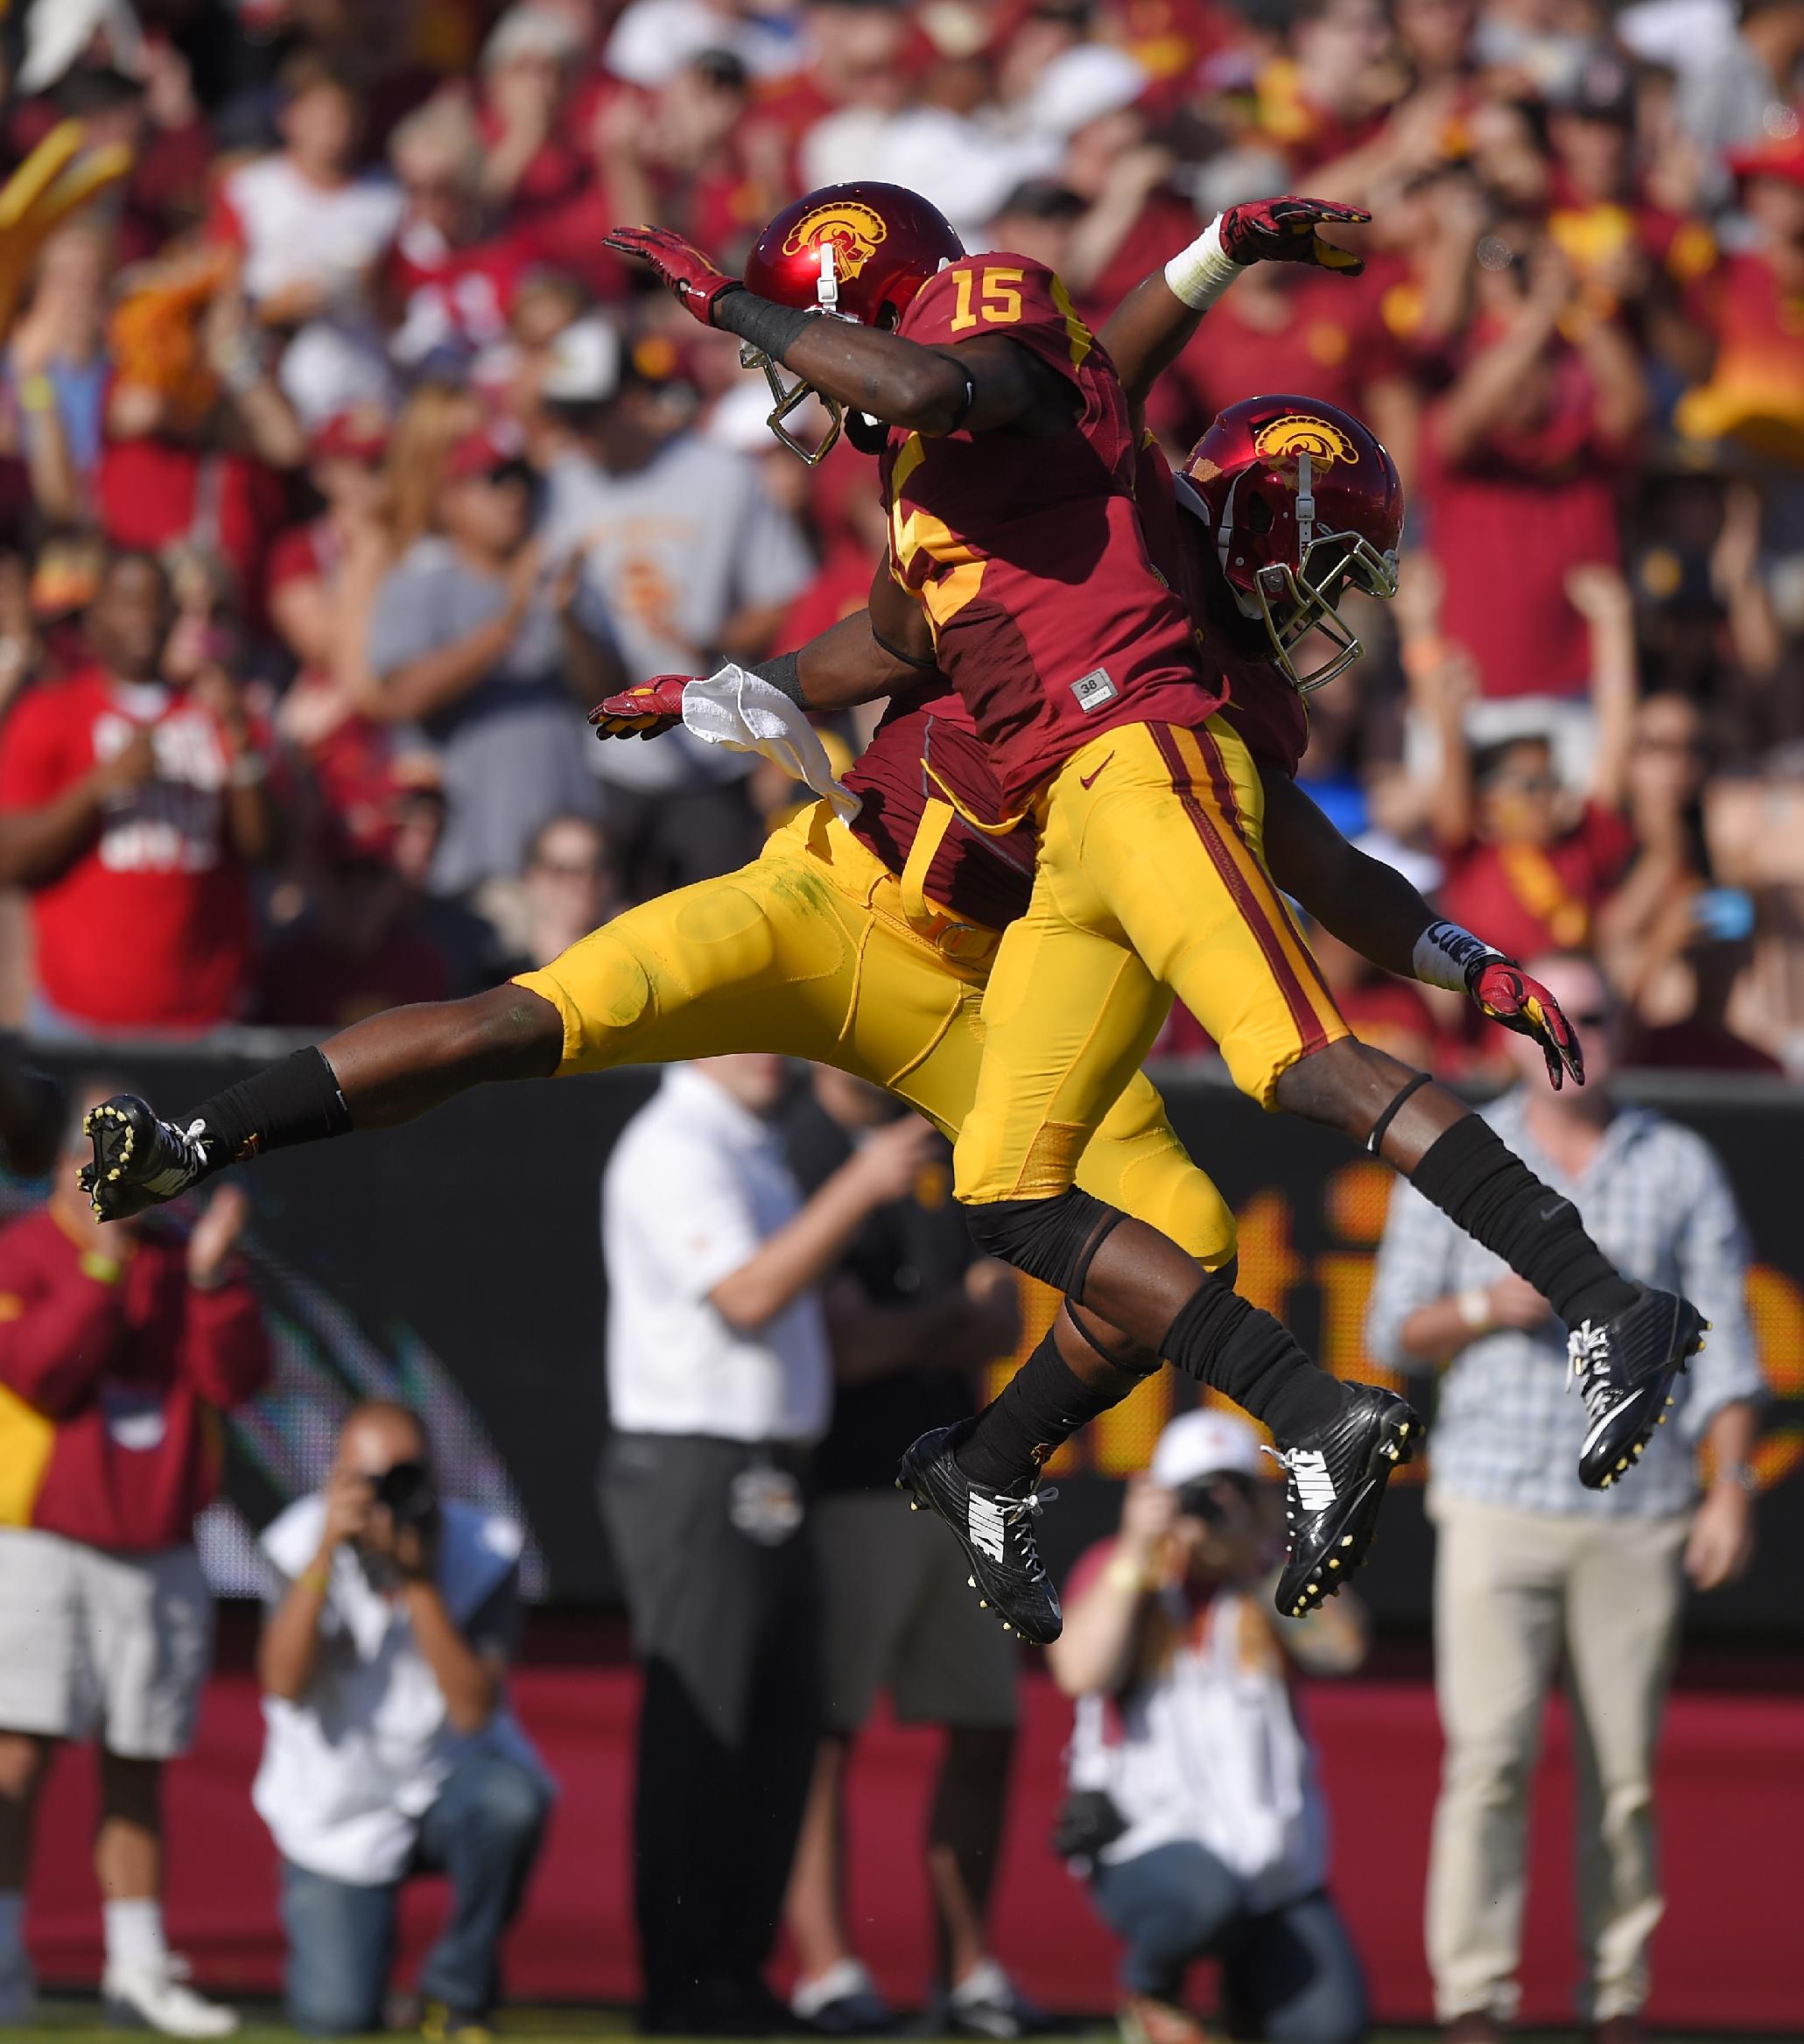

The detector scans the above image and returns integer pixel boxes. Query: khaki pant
[1426,1495,1690,2026]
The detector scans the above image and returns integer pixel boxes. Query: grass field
[3,2007,1751,2044]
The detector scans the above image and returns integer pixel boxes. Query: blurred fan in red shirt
[1422,219,1647,704]
[476,7,594,224]
[1674,128,1804,467]
[385,95,531,369]
[267,408,405,851]
[1401,563,1639,1071]
[94,252,300,624]
[0,1094,268,1553]
[256,826,453,1029]
[0,551,280,1036]
[1163,252,1419,469]
[0,1086,266,2031]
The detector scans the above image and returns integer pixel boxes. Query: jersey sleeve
[898,254,1101,389]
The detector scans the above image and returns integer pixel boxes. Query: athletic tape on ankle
[1162,216,1243,311]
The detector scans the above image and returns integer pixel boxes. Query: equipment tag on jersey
[1071,667,1118,713]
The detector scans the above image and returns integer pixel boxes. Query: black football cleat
[896,1422,1063,1645]
[1268,1382,1420,1619]
[1569,1285,1707,1490]
[80,1096,218,1222]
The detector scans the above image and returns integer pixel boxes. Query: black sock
[186,1047,353,1170]
[956,1321,1148,1489]
[1410,1116,1636,1329]
[1160,1280,1347,1441]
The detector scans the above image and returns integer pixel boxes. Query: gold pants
[516,802,1236,1267]
[956,716,1349,1203]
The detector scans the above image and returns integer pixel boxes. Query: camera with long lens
[371,1458,437,1528]
[1176,1470,1258,1526]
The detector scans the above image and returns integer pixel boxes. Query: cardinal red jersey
[0,669,256,1030]
[1134,435,1309,776]
[881,254,1219,811]
[0,1211,269,1552]
[845,678,1036,931]
[1165,266,1403,446]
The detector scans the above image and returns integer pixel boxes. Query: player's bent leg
[1077,729,1700,1493]
[82,986,566,1221]
[908,885,1187,1640]
[1073,1073,1238,1273]
[973,723,1419,1612]
[519,854,860,1076]
[84,835,873,1223]
[1276,1036,1704,1489]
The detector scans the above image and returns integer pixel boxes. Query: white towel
[680,665,862,824]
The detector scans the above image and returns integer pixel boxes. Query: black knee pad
[965,1186,1123,1296]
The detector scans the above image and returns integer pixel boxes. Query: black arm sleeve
[712,290,816,361]
[750,650,805,706]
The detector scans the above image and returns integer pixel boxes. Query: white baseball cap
[1149,1407,1265,1490]
[540,316,622,404]
[482,4,587,70]
[1022,46,1148,144]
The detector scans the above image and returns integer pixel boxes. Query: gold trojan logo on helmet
[782,199,888,282]
[1253,412,1357,467]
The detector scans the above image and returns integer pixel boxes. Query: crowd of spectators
[0,0,1794,1076]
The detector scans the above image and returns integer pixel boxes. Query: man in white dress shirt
[600,1055,933,2034]
[254,1403,551,2038]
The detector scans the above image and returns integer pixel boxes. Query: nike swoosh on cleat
[1078,753,1115,790]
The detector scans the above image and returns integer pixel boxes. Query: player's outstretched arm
[778,569,935,709]
[592,587,930,739]
[605,225,1049,437]
[1261,768,1583,1088]
[1099,198,1371,413]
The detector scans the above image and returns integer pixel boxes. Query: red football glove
[589,675,691,741]
[1469,957,1586,1091]
[1218,196,1371,274]
[602,225,741,325]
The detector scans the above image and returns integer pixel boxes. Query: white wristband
[1457,1286,1492,1332]
[1162,215,1244,312]
[1412,919,1504,995]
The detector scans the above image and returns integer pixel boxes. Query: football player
[600,184,1705,1638]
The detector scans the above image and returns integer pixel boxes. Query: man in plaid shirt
[1365,952,1765,2044]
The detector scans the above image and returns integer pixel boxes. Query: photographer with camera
[253,1401,551,2039]
[1048,1410,1370,2044]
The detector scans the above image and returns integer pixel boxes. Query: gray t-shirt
[366,537,610,896]
[538,434,815,795]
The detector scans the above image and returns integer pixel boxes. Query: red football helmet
[739,181,965,463]
[1176,395,1403,692]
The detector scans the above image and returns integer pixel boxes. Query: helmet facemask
[743,242,855,467]
[1218,453,1400,692]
